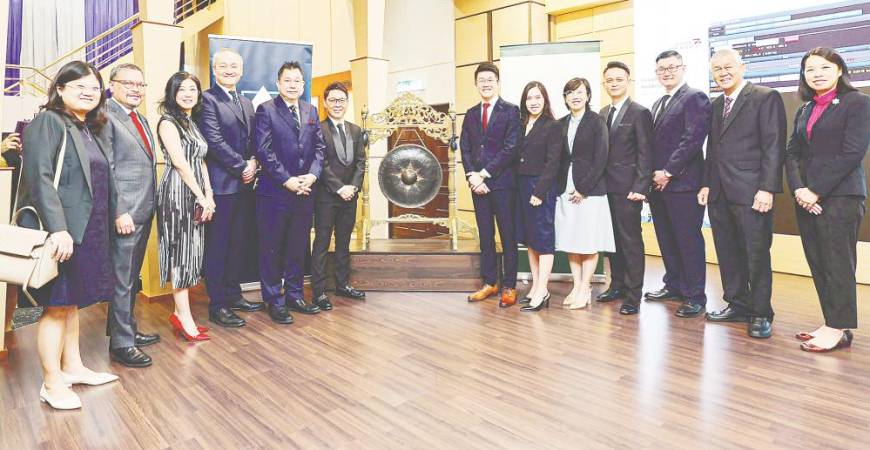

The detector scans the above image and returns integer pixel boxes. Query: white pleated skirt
[554,193,616,254]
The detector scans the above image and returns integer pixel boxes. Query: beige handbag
[0,131,66,305]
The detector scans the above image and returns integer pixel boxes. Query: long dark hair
[562,77,592,110]
[520,81,555,127]
[158,71,203,128]
[798,47,857,101]
[43,60,108,133]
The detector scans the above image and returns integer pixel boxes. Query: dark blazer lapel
[322,120,338,158]
[241,97,255,135]
[110,101,151,158]
[66,123,92,192]
[484,98,502,136]
[275,97,297,133]
[656,84,689,128]
[139,113,156,161]
[809,96,840,140]
[572,109,590,152]
[299,102,313,141]
[721,83,752,135]
[215,87,247,128]
[561,115,571,155]
[613,99,630,126]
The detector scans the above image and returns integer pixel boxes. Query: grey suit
[104,99,156,349]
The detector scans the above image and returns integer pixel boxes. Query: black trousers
[204,192,251,312]
[795,196,865,329]
[708,199,773,318]
[605,194,645,305]
[311,198,358,296]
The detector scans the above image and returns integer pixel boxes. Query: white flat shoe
[39,384,82,410]
[61,371,119,386]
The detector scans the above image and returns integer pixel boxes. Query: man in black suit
[699,48,786,338]
[596,61,654,315]
[646,50,712,318]
[311,82,367,309]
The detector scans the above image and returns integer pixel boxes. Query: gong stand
[360,92,471,251]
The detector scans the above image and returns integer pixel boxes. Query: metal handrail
[41,14,140,74]
[4,64,53,95]
[174,0,218,24]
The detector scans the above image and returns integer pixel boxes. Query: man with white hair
[698,48,786,338]
[196,48,263,328]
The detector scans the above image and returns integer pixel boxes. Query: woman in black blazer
[785,47,870,352]
[554,78,614,309]
[514,81,562,312]
[16,61,119,409]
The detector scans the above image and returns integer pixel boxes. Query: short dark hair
[323,81,349,100]
[158,71,203,128]
[519,81,555,127]
[797,47,857,102]
[603,61,630,77]
[474,62,499,81]
[277,61,305,80]
[563,77,592,110]
[43,60,108,133]
[655,50,682,63]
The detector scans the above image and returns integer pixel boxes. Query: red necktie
[129,111,153,159]
[482,102,491,132]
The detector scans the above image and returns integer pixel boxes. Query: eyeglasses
[112,79,148,90]
[64,83,102,94]
[326,98,347,105]
[655,65,683,75]
[476,77,498,85]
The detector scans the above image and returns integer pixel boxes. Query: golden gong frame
[359,92,469,250]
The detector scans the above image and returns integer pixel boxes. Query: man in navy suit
[197,48,264,328]
[645,50,712,318]
[254,61,325,324]
[461,62,522,307]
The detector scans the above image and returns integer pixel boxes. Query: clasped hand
[285,174,316,195]
[467,172,490,195]
[241,159,258,184]
[795,187,823,215]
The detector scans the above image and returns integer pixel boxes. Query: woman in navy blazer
[514,81,562,312]
[786,47,870,352]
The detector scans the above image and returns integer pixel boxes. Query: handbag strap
[10,128,67,227]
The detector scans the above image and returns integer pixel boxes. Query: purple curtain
[4,0,23,92]
[84,0,139,70]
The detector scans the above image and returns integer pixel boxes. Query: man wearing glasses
[461,62,521,307]
[644,50,712,318]
[310,82,367,310]
[104,63,160,367]
[196,48,263,329]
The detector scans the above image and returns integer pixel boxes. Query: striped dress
[156,114,208,289]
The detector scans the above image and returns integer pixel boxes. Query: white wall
[383,0,455,106]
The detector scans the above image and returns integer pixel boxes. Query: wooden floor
[1,256,869,450]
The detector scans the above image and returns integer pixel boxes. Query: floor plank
[1,256,868,449]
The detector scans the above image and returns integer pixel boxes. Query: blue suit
[460,98,521,288]
[648,84,712,305]
[254,97,325,305]
[197,86,256,312]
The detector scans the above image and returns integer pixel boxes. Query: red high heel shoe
[800,330,852,353]
[795,331,814,341]
[169,314,210,342]
[169,314,208,333]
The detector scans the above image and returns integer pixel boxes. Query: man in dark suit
[596,61,654,315]
[645,50,712,318]
[196,48,264,328]
[461,62,522,308]
[104,63,159,367]
[310,82,366,310]
[699,48,786,338]
[254,61,325,324]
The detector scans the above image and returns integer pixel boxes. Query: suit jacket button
[520,158,524,162]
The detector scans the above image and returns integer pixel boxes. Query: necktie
[723,96,734,121]
[229,90,246,125]
[654,94,671,125]
[482,102,491,132]
[288,104,300,131]
[606,106,616,131]
[337,123,351,163]
[129,111,153,159]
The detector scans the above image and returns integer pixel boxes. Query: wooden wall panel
[455,14,490,66]
[491,4,530,61]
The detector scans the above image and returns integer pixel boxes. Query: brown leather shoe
[498,288,517,308]
[468,284,499,302]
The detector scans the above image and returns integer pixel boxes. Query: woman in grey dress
[156,72,214,342]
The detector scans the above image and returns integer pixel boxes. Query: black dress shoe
[208,308,246,328]
[619,301,639,315]
[268,304,294,324]
[230,298,265,312]
[675,301,705,318]
[335,285,366,299]
[705,305,749,323]
[110,346,152,368]
[519,296,531,305]
[288,298,320,315]
[748,317,772,339]
[596,288,623,303]
[313,293,333,311]
[134,332,160,347]
[644,288,683,301]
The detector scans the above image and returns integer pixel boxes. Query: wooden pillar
[135,0,182,297]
